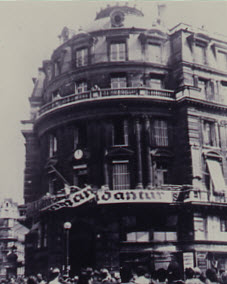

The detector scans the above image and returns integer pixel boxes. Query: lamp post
[63,221,72,277]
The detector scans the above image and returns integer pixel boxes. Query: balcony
[37,87,175,118]
[182,188,227,204]
[176,85,226,106]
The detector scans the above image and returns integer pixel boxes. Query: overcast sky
[0,0,227,204]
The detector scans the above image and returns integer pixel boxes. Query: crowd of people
[4,265,227,284]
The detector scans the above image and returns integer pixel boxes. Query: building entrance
[69,221,95,274]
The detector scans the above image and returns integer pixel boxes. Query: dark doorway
[69,221,95,274]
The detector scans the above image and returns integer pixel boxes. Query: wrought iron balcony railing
[37,87,175,118]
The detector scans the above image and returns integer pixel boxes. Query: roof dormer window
[76,48,88,67]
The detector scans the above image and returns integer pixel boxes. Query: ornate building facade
[0,199,28,279]
[22,4,227,277]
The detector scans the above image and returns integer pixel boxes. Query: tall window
[49,134,57,157]
[221,219,227,232]
[48,175,56,195]
[153,119,168,147]
[198,79,207,98]
[194,216,206,240]
[42,224,48,248]
[218,51,227,70]
[112,119,128,146]
[195,44,206,65]
[155,160,169,186]
[76,48,88,67]
[148,43,161,63]
[111,76,127,89]
[110,43,126,61]
[202,121,216,147]
[73,165,88,188]
[73,125,87,149]
[221,81,227,104]
[54,61,60,76]
[112,160,130,190]
[75,81,88,94]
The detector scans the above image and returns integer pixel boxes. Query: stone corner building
[22,3,227,277]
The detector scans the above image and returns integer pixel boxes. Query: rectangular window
[153,119,168,146]
[206,159,226,194]
[221,219,227,232]
[155,160,169,186]
[111,76,127,89]
[73,125,87,149]
[198,79,207,98]
[202,121,216,147]
[195,44,206,64]
[126,232,149,242]
[153,231,177,241]
[150,78,163,89]
[54,62,60,76]
[218,51,227,70]
[221,81,227,104]
[148,43,161,63]
[43,223,48,247]
[110,43,126,61]
[48,176,57,195]
[76,48,88,67]
[73,165,88,188]
[49,134,57,157]
[75,82,87,94]
[194,217,206,240]
[112,120,128,146]
[112,160,130,190]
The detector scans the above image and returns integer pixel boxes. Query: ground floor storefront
[24,199,227,278]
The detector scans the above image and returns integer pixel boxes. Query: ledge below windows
[37,87,175,119]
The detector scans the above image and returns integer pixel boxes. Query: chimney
[157,4,166,26]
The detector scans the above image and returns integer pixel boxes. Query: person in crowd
[167,267,184,284]
[185,268,194,284]
[100,268,112,283]
[220,271,227,284]
[205,269,219,284]
[85,267,94,284]
[120,266,133,284]
[49,268,61,284]
[133,266,150,284]
[37,274,46,284]
[27,276,39,284]
[77,270,89,284]
[156,268,167,284]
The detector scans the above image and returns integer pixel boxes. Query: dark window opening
[112,120,128,146]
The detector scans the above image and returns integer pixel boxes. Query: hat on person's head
[53,268,60,274]
[194,267,201,275]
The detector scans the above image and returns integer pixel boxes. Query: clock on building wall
[110,10,125,27]
[74,149,83,160]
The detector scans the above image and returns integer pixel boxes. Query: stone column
[135,117,143,189]
[144,116,152,188]
[104,157,109,189]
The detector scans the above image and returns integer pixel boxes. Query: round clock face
[74,149,83,160]
[111,10,125,27]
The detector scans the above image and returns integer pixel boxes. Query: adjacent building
[0,199,28,279]
[22,3,227,277]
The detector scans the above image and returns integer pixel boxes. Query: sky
[0,0,227,204]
